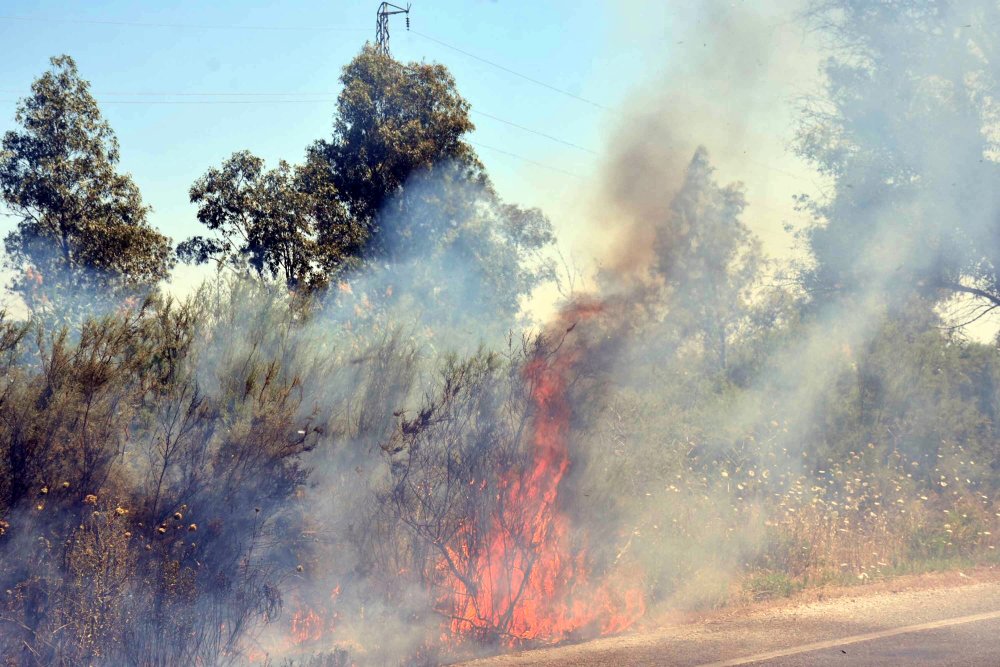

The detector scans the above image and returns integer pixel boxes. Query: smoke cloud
[6,2,1000,665]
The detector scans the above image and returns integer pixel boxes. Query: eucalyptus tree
[1,55,172,322]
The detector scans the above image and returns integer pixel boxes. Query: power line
[469,141,583,178]
[470,110,595,154]
[0,17,610,110]
[0,97,331,105]
[0,95,810,189]
[82,99,331,105]
[0,14,368,32]
[1,16,609,112]
[0,13,814,189]
[0,100,586,179]
[0,91,596,153]
[2,14,609,152]
[409,29,610,111]
[81,91,338,98]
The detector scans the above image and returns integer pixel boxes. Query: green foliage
[800,306,1000,481]
[180,150,357,292]
[180,46,554,326]
[640,147,765,375]
[745,571,797,600]
[361,163,556,328]
[180,45,480,284]
[796,1,1000,308]
[0,289,317,664]
[315,45,480,234]
[8,14,1000,662]
[0,55,173,323]
[0,270,999,662]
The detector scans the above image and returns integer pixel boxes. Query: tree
[0,55,173,321]
[179,150,356,292]
[311,47,553,326]
[181,47,554,325]
[796,1,1000,312]
[365,161,555,329]
[312,45,481,255]
[651,147,763,372]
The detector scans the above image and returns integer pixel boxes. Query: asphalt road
[459,573,1000,667]
[704,612,1000,666]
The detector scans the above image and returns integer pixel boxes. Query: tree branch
[936,280,1000,308]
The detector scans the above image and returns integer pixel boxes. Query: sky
[0,1,824,318]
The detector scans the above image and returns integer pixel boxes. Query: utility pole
[376,2,411,56]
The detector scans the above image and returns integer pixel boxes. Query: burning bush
[371,309,644,648]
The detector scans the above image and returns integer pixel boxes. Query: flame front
[290,607,324,644]
[437,311,645,645]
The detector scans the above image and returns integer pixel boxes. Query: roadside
[457,567,1000,666]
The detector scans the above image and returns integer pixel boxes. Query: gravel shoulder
[456,567,1000,667]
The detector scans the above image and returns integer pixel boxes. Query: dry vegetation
[6,2,1000,665]
[1,276,1000,666]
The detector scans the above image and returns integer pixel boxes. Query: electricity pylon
[376,2,411,56]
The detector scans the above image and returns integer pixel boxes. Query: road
[458,570,1000,666]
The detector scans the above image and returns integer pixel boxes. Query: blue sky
[0,2,635,235]
[0,1,822,315]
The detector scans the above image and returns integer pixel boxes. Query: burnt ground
[456,568,1000,666]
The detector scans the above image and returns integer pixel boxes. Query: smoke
[7,2,1000,664]
[170,1,1000,660]
[594,0,820,280]
[550,0,1000,624]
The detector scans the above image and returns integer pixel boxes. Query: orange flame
[290,607,324,644]
[288,584,344,647]
[437,302,645,645]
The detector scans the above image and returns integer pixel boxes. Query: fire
[437,302,645,645]
[279,301,642,655]
[288,585,343,646]
[290,607,324,644]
